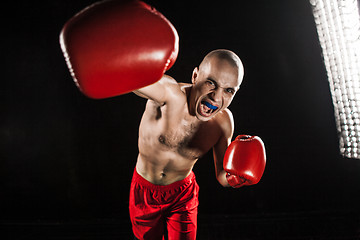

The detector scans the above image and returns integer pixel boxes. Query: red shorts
[129,169,199,240]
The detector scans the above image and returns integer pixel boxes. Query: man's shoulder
[215,108,234,122]
[161,75,186,92]
[213,108,235,137]
[162,75,191,93]
[156,75,188,106]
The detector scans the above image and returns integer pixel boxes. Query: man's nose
[210,88,222,102]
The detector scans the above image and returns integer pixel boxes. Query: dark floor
[2,210,359,240]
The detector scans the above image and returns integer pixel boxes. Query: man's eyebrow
[207,77,218,86]
[208,77,236,91]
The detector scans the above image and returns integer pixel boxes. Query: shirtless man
[129,50,242,239]
[60,1,265,239]
[134,49,242,187]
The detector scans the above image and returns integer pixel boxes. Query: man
[130,49,243,239]
[60,1,265,239]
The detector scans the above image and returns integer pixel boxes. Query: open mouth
[199,100,219,117]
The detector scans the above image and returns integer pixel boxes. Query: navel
[158,135,166,144]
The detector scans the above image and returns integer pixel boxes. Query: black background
[2,0,360,236]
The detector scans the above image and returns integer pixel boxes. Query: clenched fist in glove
[223,135,266,188]
[60,0,179,99]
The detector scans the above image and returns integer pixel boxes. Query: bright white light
[310,0,360,159]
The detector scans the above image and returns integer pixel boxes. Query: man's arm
[133,75,179,105]
[213,109,235,187]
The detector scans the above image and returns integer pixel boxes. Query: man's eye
[226,88,235,94]
[207,80,215,86]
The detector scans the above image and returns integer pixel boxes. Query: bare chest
[139,104,221,160]
[158,122,205,158]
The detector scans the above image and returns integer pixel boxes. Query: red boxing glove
[223,135,266,188]
[60,0,179,99]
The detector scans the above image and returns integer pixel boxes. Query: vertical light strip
[310,0,360,159]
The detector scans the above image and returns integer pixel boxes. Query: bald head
[199,49,244,81]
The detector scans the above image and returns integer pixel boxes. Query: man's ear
[192,67,199,84]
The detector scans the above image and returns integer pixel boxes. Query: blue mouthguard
[204,101,218,110]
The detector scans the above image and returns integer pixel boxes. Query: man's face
[191,57,243,121]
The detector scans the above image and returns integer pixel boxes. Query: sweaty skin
[133,50,244,186]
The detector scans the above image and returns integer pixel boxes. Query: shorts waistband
[132,168,195,191]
